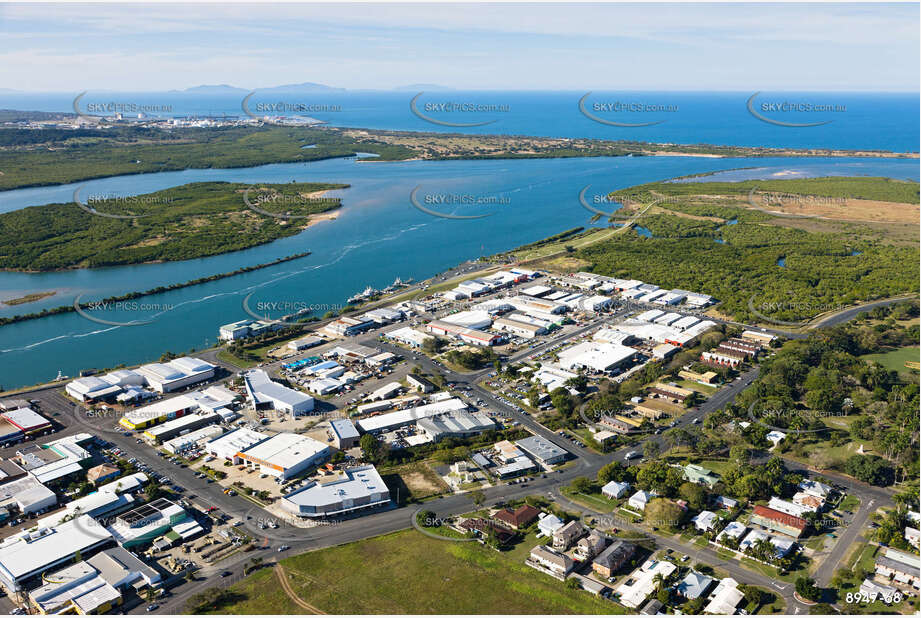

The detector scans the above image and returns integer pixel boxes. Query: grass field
[203,529,626,614]
[860,346,920,378]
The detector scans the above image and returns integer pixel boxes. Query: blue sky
[1,3,918,92]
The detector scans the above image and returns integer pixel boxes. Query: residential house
[875,548,921,589]
[601,480,630,499]
[537,513,563,537]
[905,526,920,550]
[574,529,607,561]
[692,510,719,533]
[592,539,636,579]
[749,505,807,538]
[676,570,715,600]
[713,495,738,511]
[683,464,719,488]
[552,519,585,550]
[716,521,747,544]
[494,504,540,530]
[704,577,745,614]
[617,559,677,609]
[629,490,653,512]
[527,545,574,580]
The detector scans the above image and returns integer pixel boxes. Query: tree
[571,477,594,494]
[566,577,581,589]
[597,461,627,484]
[795,577,821,602]
[678,482,708,511]
[644,498,685,531]
[738,584,764,606]
[418,510,436,527]
[470,489,485,507]
[360,433,381,462]
[643,440,661,459]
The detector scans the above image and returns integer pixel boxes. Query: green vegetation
[639,176,920,204]
[0,251,312,327]
[860,346,920,378]
[203,529,625,614]
[0,181,345,270]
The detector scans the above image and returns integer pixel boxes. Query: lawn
[838,494,861,512]
[860,346,920,378]
[379,461,451,504]
[203,529,627,614]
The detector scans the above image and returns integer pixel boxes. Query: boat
[347,285,380,304]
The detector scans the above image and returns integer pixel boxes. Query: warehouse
[507,296,567,316]
[328,418,360,449]
[282,464,390,518]
[306,378,343,395]
[516,435,568,466]
[593,328,636,345]
[383,326,433,348]
[493,316,547,339]
[471,299,515,315]
[0,515,114,592]
[581,295,613,312]
[65,376,124,403]
[417,411,496,442]
[243,369,314,416]
[636,309,665,323]
[0,475,57,515]
[119,394,200,431]
[356,398,468,434]
[654,291,687,306]
[163,425,224,455]
[521,284,554,298]
[205,427,269,461]
[17,434,93,486]
[439,310,494,330]
[0,418,23,446]
[638,290,667,303]
[106,498,190,548]
[142,411,220,444]
[323,316,374,337]
[653,312,682,326]
[360,307,404,325]
[136,357,215,393]
[558,341,637,374]
[671,315,701,331]
[287,335,323,352]
[236,432,330,479]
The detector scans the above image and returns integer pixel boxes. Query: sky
[0,2,918,92]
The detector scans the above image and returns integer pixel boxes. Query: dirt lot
[749,193,919,224]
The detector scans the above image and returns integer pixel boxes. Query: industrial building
[218,319,281,341]
[236,432,330,479]
[355,398,467,434]
[515,435,567,466]
[0,475,57,516]
[417,410,496,442]
[120,395,200,431]
[105,498,192,548]
[328,418,360,449]
[1,408,51,436]
[135,357,215,393]
[0,515,114,592]
[287,335,323,352]
[17,434,93,486]
[162,425,224,455]
[492,316,547,339]
[383,326,433,348]
[205,427,269,461]
[243,369,315,416]
[281,465,390,518]
[142,411,220,444]
[557,341,637,374]
[323,316,375,337]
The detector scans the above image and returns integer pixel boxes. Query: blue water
[777,257,787,267]
[0,155,915,389]
[1,90,918,152]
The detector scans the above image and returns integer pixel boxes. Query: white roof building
[356,398,467,434]
[0,515,114,591]
[601,481,631,499]
[768,496,812,518]
[557,341,636,373]
[439,310,494,330]
[704,578,744,615]
[243,369,314,416]
[135,357,215,393]
[237,432,330,479]
[693,510,719,532]
[384,326,433,348]
[616,559,677,608]
[205,427,269,460]
[281,465,390,517]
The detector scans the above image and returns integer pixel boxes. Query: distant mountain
[176,84,248,94]
[256,82,346,93]
[395,84,454,91]
[0,88,23,94]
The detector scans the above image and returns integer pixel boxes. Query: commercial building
[135,357,215,393]
[328,418,360,450]
[243,369,315,416]
[741,330,777,346]
[1,408,51,436]
[649,383,693,403]
[205,427,270,461]
[417,411,496,442]
[87,464,121,485]
[236,432,330,479]
[17,434,93,486]
[356,398,467,434]
[515,435,567,466]
[105,498,188,548]
[406,374,436,393]
[142,411,220,444]
[0,418,23,446]
[557,341,637,374]
[65,369,146,403]
[440,310,494,330]
[0,515,114,592]
[218,319,281,341]
[281,464,390,518]
[323,316,375,337]
[678,369,719,385]
[0,475,57,515]
[119,395,200,431]
[749,505,807,538]
[27,561,122,614]
[162,425,224,455]
[384,326,433,348]
[492,316,547,339]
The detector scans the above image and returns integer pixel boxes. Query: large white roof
[282,465,387,513]
[238,432,328,469]
[0,516,112,582]
[356,398,467,433]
